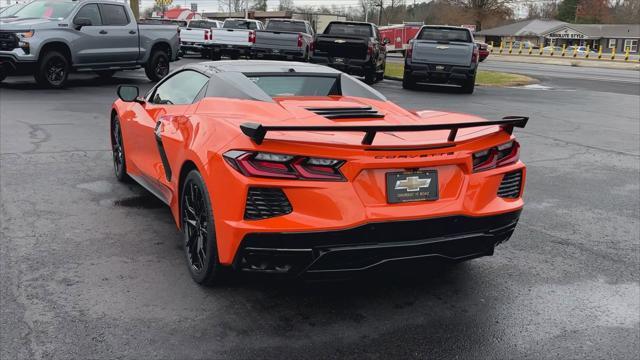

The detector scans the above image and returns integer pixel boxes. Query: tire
[96,70,116,79]
[460,76,476,94]
[34,50,70,88]
[0,69,6,83]
[211,53,221,61]
[144,50,170,82]
[110,115,130,183]
[376,63,385,82]
[402,74,417,90]
[181,170,225,285]
[364,69,376,84]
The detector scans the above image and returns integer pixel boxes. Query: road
[1,58,639,359]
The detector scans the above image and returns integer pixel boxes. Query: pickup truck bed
[204,19,263,59]
[252,19,313,61]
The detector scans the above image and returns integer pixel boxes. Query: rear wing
[240,116,528,145]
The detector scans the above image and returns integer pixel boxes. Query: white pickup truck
[180,19,223,57]
[204,18,264,60]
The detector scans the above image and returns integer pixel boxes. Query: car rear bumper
[311,55,374,76]
[205,44,252,56]
[234,210,521,277]
[180,42,204,52]
[405,60,476,85]
[253,47,305,60]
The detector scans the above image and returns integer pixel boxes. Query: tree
[611,0,640,24]
[278,0,294,11]
[527,2,558,19]
[219,0,247,12]
[557,0,579,22]
[251,0,267,11]
[451,0,514,31]
[576,0,611,23]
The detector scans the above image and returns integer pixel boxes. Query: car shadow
[0,74,152,91]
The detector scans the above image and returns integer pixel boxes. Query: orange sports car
[110,60,527,285]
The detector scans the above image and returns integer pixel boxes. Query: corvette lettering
[374,152,454,159]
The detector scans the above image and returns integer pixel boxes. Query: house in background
[541,24,639,53]
[474,19,567,48]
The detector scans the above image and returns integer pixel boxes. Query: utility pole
[377,0,383,26]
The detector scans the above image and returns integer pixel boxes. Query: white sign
[547,27,586,39]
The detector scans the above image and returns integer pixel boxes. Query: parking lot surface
[1,57,639,359]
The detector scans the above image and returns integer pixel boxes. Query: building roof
[542,24,640,39]
[476,19,567,37]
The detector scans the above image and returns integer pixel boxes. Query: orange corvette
[111,60,527,284]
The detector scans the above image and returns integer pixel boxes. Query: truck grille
[497,170,522,198]
[0,32,18,51]
[306,106,383,119]
[244,187,292,220]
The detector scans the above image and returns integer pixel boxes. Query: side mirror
[383,38,390,45]
[73,17,92,30]
[117,85,142,103]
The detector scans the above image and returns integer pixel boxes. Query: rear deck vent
[498,170,523,198]
[245,187,292,220]
[306,106,384,120]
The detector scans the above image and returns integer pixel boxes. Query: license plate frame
[386,170,439,204]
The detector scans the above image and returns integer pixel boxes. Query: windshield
[325,23,372,37]
[247,76,338,97]
[12,0,76,19]
[266,21,307,33]
[224,19,258,30]
[188,20,216,29]
[418,28,471,42]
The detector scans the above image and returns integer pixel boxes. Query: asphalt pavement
[1,57,639,359]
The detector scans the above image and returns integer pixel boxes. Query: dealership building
[475,20,640,53]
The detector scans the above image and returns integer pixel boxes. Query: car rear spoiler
[240,116,529,145]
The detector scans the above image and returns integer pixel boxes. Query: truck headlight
[15,30,34,39]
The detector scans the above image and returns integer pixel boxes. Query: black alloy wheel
[145,50,170,82]
[35,50,70,88]
[181,170,223,285]
[111,116,129,182]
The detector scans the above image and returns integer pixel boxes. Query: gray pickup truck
[252,19,314,61]
[0,0,180,88]
[403,26,479,93]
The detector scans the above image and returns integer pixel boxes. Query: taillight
[297,33,303,48]
[406,40,413,58]
[224,151,345,181]
[248,30,256,43]
[472,141,520,172]
[367,43,373,56]
[204,30,210,41]
[310,41,315,52]
[472,46,479,63]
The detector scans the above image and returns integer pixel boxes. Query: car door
[72,3,111,65]
[97,3,139,63]
[125,70,209,189]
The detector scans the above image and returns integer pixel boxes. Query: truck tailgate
[315,35,368,59]
[211,29,251,46]
[181,28,206,44]
[412,41,472,66]
[255,31,299,49]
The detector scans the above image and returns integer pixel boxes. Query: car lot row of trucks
[182,18,480,92]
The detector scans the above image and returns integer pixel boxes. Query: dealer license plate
[386,170,439,204]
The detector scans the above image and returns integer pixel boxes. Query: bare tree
[450,0,513,30]
[219,0,248,12]
[278,0,294,11]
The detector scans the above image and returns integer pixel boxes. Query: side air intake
[244,187,293,220]
[305,106,384,119]
[498,170,523,198]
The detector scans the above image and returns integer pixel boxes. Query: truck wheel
[364,70,376,84]
[34,50,70,88]
[211,53,221,61]
[0,69,6,83]
[376,64,385,82]
[145,50,170,82]
[402,74,417,90]
[96,70,116,79]
[460,76,476,94]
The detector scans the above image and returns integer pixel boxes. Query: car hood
[197,96,501,147]
[0,17,61,30]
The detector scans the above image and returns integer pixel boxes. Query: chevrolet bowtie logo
[395,176,430,192]
[334,39,347,43]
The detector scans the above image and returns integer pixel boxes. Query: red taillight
[224,151,345,181]
[204,30,210,41]
[310,41,315,52]
[472,46,479,63]
[406,41,413,58]
[472,141,520,172]
[297,33,303,48]
[367,43,373,56]
[248,30,256,43]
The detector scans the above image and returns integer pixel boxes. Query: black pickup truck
[311,21,387,84]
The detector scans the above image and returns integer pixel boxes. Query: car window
[246,76,339,97]
[188,20,213,29]
[325,23,372,37]
[151,71,209,105]
[74,4,101,26]
[224,19,258,30]
[100,4,128,26]
[266,21,307,33]
[418,28,471,42]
